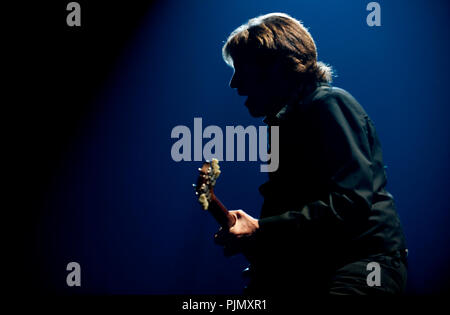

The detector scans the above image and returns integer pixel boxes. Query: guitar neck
[209,195,235,229]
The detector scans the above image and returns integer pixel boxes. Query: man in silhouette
[215,13,408,295]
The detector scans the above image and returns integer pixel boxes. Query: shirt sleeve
[256,93,374,246]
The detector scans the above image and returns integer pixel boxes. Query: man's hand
[229,210,259,237]
[214,210,259,256]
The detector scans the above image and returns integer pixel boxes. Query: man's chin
[246,106,265,118]
[245,100,266,117]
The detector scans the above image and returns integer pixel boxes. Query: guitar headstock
[193,158,221,210]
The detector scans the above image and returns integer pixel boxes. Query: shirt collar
[263,82,330,125]
[262,103,290,125]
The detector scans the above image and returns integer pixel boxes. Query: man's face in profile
[229,57,287,118]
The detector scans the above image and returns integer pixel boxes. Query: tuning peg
[192,184,196,187]
[205,159,210,163]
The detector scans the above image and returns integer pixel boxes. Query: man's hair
[222,13,333,83]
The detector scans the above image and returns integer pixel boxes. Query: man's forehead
[232,55,264,71]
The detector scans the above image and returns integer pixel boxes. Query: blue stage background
[34,0,450,294]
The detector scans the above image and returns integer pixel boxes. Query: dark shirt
[246,82,407,292]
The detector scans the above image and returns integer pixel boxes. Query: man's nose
[229,72,239,89]
[229,72,247,95]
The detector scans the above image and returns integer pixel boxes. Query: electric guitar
[193,159,236,228]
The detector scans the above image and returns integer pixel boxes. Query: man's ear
[267,58,293,84]
[267,58,283,75]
